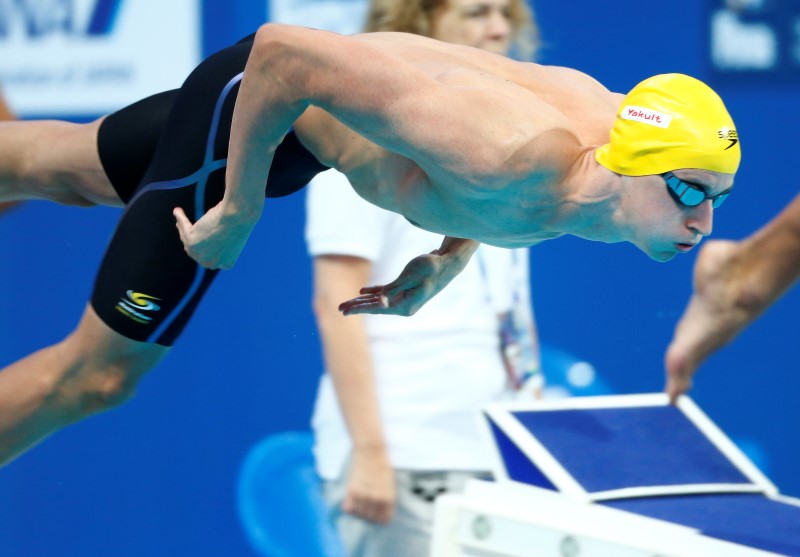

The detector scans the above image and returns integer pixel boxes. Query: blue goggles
[662,171,732,209]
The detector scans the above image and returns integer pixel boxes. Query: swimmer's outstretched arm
[339,236,479,316]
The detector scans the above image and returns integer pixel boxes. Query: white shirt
[306,169,530,480]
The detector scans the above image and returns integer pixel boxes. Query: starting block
[431,394,800,557]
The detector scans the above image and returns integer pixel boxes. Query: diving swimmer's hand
[173,201,260,269]
[339,250,460,316]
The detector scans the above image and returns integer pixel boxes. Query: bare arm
[313,255,395,524]
[665,193,800,400]
[340,236,479,316]
[740,194,800,299]
[174,24,318,269]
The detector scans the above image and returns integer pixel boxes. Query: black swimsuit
[92,34,329,345]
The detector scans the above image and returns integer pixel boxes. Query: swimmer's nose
[687,199,713,238]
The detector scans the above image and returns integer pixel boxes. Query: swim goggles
[662,171,731,209]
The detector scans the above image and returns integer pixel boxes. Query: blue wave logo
[115,290,161,325]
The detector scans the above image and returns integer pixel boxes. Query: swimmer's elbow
[252,23,290,50]
[251,24,319,68]
[250,24,293,71]
[249,24,318,100]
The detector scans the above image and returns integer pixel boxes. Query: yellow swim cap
[595,74,740,176]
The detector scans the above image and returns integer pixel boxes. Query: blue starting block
[430,394,800,557]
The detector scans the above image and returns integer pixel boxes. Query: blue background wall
[0,1,797,556]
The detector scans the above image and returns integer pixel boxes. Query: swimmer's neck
[547,148,630,244]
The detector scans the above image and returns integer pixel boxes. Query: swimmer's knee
[67,360,139,415]
[53,331,166,418]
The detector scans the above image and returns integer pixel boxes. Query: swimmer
[0,24,738,466]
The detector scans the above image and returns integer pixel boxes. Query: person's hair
[363,0,540,60]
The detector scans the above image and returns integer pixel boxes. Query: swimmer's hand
[339,238,479,316]
[173,201,260,269]
[339,253,445,316]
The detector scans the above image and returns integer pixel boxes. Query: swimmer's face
[627,169,735,262]
[431,0,513,55]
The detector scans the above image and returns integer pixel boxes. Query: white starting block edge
[478,393,779,502]
[430,479,785,557]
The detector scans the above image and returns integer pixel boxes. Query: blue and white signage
[708,0,800,80]
[0,0,201,116]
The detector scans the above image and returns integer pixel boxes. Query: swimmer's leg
[0,39,252,466]
[0,88,179,208]
[0,304,167,466]
[0,118,117,207]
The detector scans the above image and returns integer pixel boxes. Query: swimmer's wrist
[219,195,264,224]
[437,237,478,256]
[437,237,480,272]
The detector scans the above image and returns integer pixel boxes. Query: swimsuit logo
[718,127,739,150]
[115,290,161,324]
[620,105,672,128]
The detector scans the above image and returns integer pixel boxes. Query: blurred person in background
[306,2,542,556]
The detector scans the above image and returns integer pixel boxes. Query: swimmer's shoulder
[537,66,617,97]
[509,65,623,118]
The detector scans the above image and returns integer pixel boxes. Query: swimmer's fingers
[341,254,445,316]
[339,292,389,316]
[173,207,193,248]
[173,207,223,268]
[172,204,251,269]
[359,285,384,295]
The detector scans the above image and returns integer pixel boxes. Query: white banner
[0,0,201,116]
[269,0,367,35]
